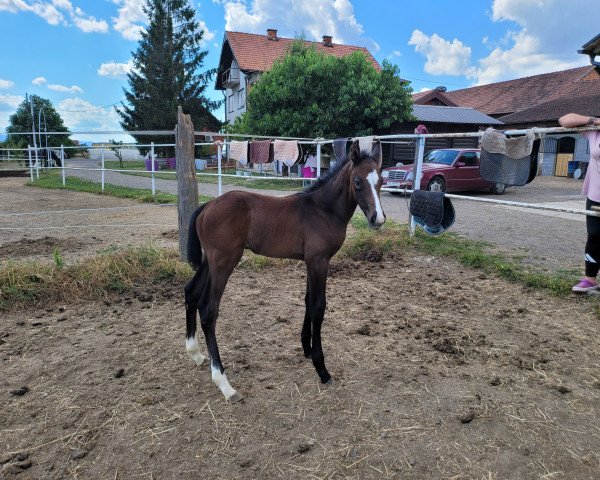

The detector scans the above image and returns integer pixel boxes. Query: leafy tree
[109,139,124,168]
[5,95,73,150]
[240,41,413,139]
[116,0,221,156]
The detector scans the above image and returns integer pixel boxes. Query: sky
[1,0,599,142]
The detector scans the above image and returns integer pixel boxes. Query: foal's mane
[301,151,373,194]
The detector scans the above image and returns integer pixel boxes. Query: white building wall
[224,60,251,125]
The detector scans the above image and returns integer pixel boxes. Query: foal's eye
[354,178,361,189]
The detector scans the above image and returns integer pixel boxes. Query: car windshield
[423,150,459,165]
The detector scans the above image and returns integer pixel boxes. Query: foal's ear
[350,140,361,165]
[371,141,382,168]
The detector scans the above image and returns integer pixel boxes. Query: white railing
[6,125,600,219]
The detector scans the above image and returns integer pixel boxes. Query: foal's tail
[187,203,209,270]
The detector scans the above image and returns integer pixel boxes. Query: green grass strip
[27,172,212,204]
[102,160,303,192]
[343,215,578,296]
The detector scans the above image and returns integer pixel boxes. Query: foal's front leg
[306,258,332,384]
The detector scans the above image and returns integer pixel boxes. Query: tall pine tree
[117,0,220,155]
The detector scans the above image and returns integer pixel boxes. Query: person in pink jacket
[559,113,600,292]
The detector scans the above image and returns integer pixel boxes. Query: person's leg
[574,198,600,292]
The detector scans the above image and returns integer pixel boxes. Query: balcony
[222,68,240,88]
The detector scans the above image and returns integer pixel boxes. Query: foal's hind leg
[200,254,243,402]
[301,276,312,358]
[184,264,209,366]
[306,258,332,384]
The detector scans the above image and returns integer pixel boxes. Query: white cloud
[73,16,109,33]
[0,0,31,13]
[466,0,599,85]
[57,97,129,142]
[391,50,401,57]
[30,2,64,25]
[409,30,472,76]
[111,0,146,41]
[419,87,432,93]
[32,76,47,85]
[0,79,15,89]
[223,0,379,52]
[197,19,215,46]
[466,30,580,86]
[1,0,108,32]
[0,93,23,109]
[48,83,84,93]
[97,60,134,77]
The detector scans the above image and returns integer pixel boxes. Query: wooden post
[175,106,199,262]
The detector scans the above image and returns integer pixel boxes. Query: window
[460,152,478,166]
[228,94,234,113]
[238,88,245,109]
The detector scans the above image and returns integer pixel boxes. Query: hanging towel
[333,138,349,161]
[250,140,273,164]
[480,128,536,187]
[355,135,376,155]
[229,141,249,166]
[273,140,300,167]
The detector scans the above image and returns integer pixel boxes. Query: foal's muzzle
[369,212,386,230]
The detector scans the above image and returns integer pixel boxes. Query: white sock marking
[211,364,237,400]
[186,336,207,366]
[367,169,385,224]
[585,254,597,264]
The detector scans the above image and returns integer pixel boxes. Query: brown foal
[184,140,386,401]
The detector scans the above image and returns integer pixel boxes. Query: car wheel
[490,182,506,195]
[427,177,446,192]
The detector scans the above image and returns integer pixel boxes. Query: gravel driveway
[62,158,587,274]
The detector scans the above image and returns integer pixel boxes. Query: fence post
[316,142,322,178]
[175,106,199,262]
[35,147,40,179]
[61,144,66,186]
[217,141,223,196]
[409,135,426,236]
[28,145,34,182]
[101,148,105,191]
[151,141,156,196]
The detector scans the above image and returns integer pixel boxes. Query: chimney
[322,35,333,47]
[266,28,278,40]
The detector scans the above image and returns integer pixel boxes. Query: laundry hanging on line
[249,140,273,164]
[333,138,349,161]
[273,140,300,167]
[229,141,249,166]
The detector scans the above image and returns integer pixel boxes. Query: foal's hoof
[228,392,244,403]
[190,353,210,366]
[324,377,335,386]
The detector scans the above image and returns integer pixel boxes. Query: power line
[402,75,470,88]
[55,99,126,113]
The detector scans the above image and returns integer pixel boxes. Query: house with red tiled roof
[413,61,600,178]
[215,29,381,125]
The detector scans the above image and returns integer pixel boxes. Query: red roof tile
[224,31,380,74]
[499,80,600,125]
[441,66,599,117]
[412,89,458,107]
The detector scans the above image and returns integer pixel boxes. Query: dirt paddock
[2,179,600,479]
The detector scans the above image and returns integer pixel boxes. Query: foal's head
[348,140,386,229]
